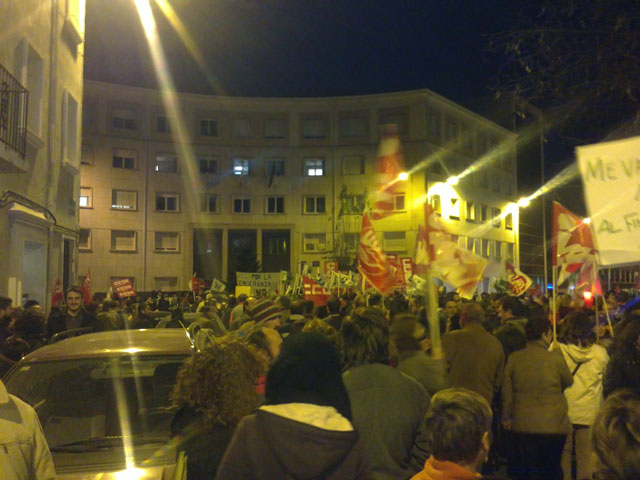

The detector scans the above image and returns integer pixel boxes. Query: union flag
[552,202,597,285]
[357,213,395,294]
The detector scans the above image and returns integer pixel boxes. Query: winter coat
[442,323,505,405]
[502,340,573,434]
[557,342,609,425]
[0,380,56,480]
[603,349,640,397]
[215,403,371,480]
[411,457,481,480]
[45,308,101,338]
[170,406,234,480]
[396,351,448,397]
[342,363,430,480]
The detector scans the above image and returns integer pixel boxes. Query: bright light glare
[583,217,591,224]
[113,467,147,480]
[517,197,530,208]
[446,176,459,185]
[398,172,409,181]
[583,291,593,300]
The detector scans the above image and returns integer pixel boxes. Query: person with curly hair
[170,340,265,480]
[603,316,640,398]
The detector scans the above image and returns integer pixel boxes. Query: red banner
[112,279,136,298]
[51,278,63,307]
[303,275,331,306]
[81,269,93,305]
[357,213,395,294]
[189,275,206,293]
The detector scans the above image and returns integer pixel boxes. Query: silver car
[3,329,194,480]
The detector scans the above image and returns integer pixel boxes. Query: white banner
[577,135,640,266]
[236,272,281,297]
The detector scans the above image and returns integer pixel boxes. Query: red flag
[51,278,63,307]
[302,275,331,306]
[371,124,406,220]
[357,213,395,293]
[386,254,407,287]
[189,273,206,293]
[552,202,597,285]
[576,257,603,295]
[505,261,532,297]
[423,203,488,299]
[413,225,430,276]
[81,270,92,305]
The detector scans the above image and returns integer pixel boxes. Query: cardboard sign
[577,135,640,265]
[236,272,280,297]
[112,279,136,298]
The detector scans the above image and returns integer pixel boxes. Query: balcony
[0,63,28,159]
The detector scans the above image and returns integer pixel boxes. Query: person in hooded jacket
[215,332,371,480]
[603,316,640,397]
[555,311,609,480]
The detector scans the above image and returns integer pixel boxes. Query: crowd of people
[1,284,640,480]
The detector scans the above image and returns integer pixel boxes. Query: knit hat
[250,298,281,324]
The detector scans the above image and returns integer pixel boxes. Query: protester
[501,314,573,480]
[340,307,429,480]
[591,389,640,480]
[494,296,528,357]
[216,332,371,479]
[46,286,103,338]
[170,340,265,480]
[603,316,640,397]
[556,311,609,480]
[411,388,498,480]
[0,378,56,480]
[442,303,505,405]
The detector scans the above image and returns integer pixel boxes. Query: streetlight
[517,197,531,208]
[583,217,591,224]
[398,172,409,181]
[446,176,459,186]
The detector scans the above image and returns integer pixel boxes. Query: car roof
[22,329,194,362]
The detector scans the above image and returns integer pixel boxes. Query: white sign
[577,135,640,266]
[236,272,281,296]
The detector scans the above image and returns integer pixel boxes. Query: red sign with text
[112,279,136,298]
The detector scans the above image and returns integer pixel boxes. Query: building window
[303,233,326,253]
[379,108,409,134]
[266,196,285,214]
[304,158,325,176]
[467,237,475,253]
[481,239,490,258]
[340,116,368,138]
[233,158,250,176]
[199,118,218,137]
[342,194,365,214]
[492,174,501,193]
[302,118,327,139]
[231,118,254,138]
[154,232,180,252]
[111,189,137,210]
[112,108,135,130]
[199,157,218,174]
[505,212,513,230]
[383,231,406,252]
[304,196,326,214]
[154,277,178,291]
[426,110,441,138]
[393,194,406,211]
[480,204,488,222]
[265,118,286,138]
[430,194,442,215]
[156,193,179,212]
[156,115,171,133]
[267,238,287,255]
[466,201,476,222]
[112,149,136,169]
[266,158,285,176]
[342,155,364,175]
[79,228,91,250]
[111,230,136,252]
[233,197,251,213]
[506,243,515,261]
[449,197,460,220]
[491,207,501,228]
[62,89,79,165]
[155,154,177,173]
[446,121,458,141]
[201,194,218,213]
[79,187,92,208]
[344,233,359,252]
[15,40,44,135]
[494,240,502,259]
[81,144,93,165]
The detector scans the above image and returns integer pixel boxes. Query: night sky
[84,0,513,102]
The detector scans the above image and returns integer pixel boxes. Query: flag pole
[552,266,558,342]
[601,293,614,338]
[424,269,443,359]
[595,292,600,343]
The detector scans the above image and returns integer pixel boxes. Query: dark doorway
[63,239,73,290]
[262,229,290,273]
[193,228,222,282]
[228,230,258,282]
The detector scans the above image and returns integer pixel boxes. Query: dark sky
[84,0,514,102]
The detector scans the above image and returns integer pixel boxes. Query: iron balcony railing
[0,63,28,158]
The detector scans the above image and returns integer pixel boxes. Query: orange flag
[357,213,395,294]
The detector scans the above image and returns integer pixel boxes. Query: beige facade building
[79,80,518,293]
[0,0,86,306]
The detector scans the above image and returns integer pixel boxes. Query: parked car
[3,329,194,479]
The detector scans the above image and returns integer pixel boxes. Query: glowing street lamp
[446,176,459,186]
[517,197,530,208]
[397,172,409,181]
[583,217,591,224]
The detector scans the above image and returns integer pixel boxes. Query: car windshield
[4,355,187,448]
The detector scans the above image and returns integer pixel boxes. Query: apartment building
[79,80,518,293]
[0,0,86,306]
